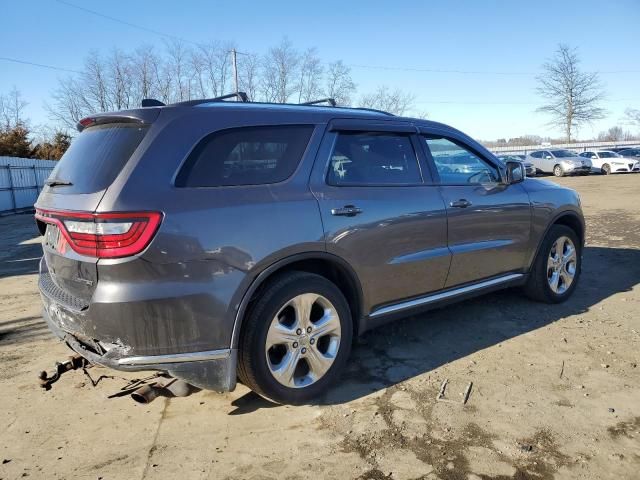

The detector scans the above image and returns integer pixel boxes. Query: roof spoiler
[76,108,161,132]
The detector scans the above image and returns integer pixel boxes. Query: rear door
[310,120,450,314]
[35,120,151,304]
[419,131,531,288]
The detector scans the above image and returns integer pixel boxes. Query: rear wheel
[601,163,611,175]
[524,225,581,303]
[553,164,564,177]
[237,272,352,404]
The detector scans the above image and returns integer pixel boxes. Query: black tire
[524,225,581,304]
[237,271,353,405]
[553,164,564,177]
[601,164,611,175]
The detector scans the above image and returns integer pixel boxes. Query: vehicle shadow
[0,212,41,280]
[318,245,639,405]
[230,245,639,411]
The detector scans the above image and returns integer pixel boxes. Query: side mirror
[591,155,597,159]
[505,161,525,184]
[545,155,553,159]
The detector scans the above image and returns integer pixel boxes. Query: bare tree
[165,40,193,102]
[359,85,415,115]
[107,48,134,110]
[132,45,160,101]
[238,52,261,101]
[596,125,637,142]
[0,87,28,129]
[195,41,234,98]
[324,61,356,106]
[297,48,323,103]
[536,44,606,141]
[261,38,300,103]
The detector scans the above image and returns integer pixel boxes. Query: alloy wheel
[265,293,341,388]
[547,236,577,295]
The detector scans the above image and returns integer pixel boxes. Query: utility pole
[231,48,239,99]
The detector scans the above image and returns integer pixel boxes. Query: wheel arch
[529,210,585,271]
[231,252,364,348]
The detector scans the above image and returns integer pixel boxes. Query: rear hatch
[35,111,157,306]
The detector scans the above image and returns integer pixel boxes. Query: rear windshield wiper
[45,180,73,187]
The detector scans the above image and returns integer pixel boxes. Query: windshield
[551,150,578,158]
[46,123,148,194]
[598,151,620,158]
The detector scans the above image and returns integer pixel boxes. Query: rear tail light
[35,209,162,258]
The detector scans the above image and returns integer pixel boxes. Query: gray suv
[35,95,585,404]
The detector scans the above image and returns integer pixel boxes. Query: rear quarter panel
[92,109,327,353]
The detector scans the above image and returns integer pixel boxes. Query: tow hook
[38,354,89,390]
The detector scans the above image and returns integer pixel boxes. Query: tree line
[0,88,70,159]
[2,40,639,160]
[46,38,417,129]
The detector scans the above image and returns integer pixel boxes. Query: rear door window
[46,123,148,194]
[176,125,314,187]
[327,132,422,186]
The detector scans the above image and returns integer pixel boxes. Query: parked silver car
[527,149,592,177]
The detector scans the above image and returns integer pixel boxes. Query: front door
[310,121,451,314]
[420,133,531,288]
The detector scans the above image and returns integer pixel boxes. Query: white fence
[0,157,57,214]
[490,140,640,155]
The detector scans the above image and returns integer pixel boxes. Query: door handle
[331,205,363,217]
[450,199,472,208]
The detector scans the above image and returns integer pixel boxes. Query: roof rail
[141,98,166,107]
[172,92,249,107]
[350,107,394,116]
[300,98,337,107]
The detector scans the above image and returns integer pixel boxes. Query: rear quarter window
[176,125,314,187]
[46,123,148,194]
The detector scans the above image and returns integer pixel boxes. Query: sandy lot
[1,174,639,480]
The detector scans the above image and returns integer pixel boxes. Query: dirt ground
[1,174,639,480]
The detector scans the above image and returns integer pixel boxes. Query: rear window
[176,125,314,187]
[46,123,148,194]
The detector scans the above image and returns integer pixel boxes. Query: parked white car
[526,149,592,177]
[579,150,640,175]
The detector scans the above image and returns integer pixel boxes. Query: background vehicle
[35,95,585,404]
[497,154,536,176]
[608,146,639,154]
[527,149,592,177]
[580,150,639,174]
[618,148,640,161]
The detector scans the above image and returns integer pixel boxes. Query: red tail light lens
[35,209,162,258]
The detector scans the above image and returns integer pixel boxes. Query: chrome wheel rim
[547,236,577,294]
[265,293,341,388]
[554,166,562,176]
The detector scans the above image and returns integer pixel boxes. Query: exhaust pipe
[131,378,198,404]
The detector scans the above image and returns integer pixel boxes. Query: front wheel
[553,164,564,177]
[237,272,353,404]
[601,164,611,175]
[524,225,581,303]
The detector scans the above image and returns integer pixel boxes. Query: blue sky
[1,0,639,140]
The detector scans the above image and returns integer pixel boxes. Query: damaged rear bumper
[41,297,237,392]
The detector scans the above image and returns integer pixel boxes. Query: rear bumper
[41,287,237,392]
